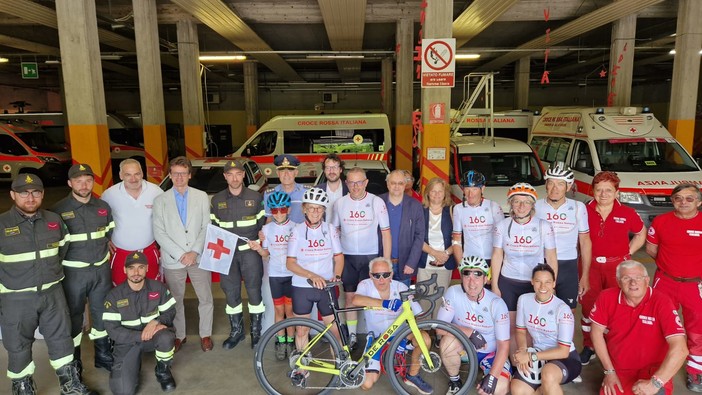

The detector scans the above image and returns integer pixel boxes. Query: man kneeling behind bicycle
[438,256,512,395]
[350,257,433,393]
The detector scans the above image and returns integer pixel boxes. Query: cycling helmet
[521,348,545,385]
[461,170,486,188]
[544,161,574,184]
[266,190,291,209]
[459,256,491,280]
[507,182,538,201]
[302,187,330,207]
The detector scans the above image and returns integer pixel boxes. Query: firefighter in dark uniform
[51,164,115,373]
[103,251,177,394]
[0,174,96,395]
[210,159,267,349]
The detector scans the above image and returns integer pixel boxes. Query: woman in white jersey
[285,188,344,381]
[511,264,581,395]
[250,191,297,361]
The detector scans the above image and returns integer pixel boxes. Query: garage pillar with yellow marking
[668,0,702,153]
[55,0,112,194]
[244,61,259,139]
[134,0,168,183]
[419,0,452,190]
[177,19,206,159]
[394,18,414,172]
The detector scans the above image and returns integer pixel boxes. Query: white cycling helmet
[521,347,545,385]
[302,187,329,207]
[545,161,575,185]
[507,182,538,201]
[458,256,491,280]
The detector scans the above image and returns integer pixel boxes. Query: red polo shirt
[587,200,644,259]
[647,211,702,278]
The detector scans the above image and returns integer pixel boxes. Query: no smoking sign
[421,38,456,88]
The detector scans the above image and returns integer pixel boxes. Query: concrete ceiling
[0,0,682,93]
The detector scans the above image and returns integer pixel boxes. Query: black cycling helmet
[461,170,486,188]
[266,191,291,209]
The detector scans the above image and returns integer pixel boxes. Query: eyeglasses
[672,195,698,203]
[511,200,534,206]
[270,207,289,215]
[346,179,367,187]
[370,272,392,280]
[306,206,325,213]
[619,275,648,283]
[324,165,341,171]
[14,190,43,198]
[461,270,485,278]
[170,172,189,177]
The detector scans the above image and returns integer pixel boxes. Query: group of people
[0,150,699,395]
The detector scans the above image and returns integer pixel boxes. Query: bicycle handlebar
[306,279,343,290]
[400,273,444,319]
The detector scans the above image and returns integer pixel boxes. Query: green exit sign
[21,62,38,79]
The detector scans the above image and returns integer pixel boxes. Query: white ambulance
[0,120,71,183]
[449,135,546,214]
[529,106,702,227]
[232,113,392,183]
[450,109,533,143]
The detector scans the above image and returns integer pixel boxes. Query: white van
[232,113,392,183]
[0,121,71,183]
[529,106,702,227]
[449,135,546,214]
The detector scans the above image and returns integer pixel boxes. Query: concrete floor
[0,185,697,394]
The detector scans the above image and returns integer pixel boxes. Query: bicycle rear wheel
[383,320,479,395]
[253,318,342,395]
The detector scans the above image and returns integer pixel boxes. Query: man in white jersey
[315,154,348,212]
[331,167,391,348]
[452,171,504,268]
[352,257,431,393]
[534,162,591,308]
[102,158,163,285]
[438,256,511,395]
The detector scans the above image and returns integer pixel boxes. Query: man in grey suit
[153,156,214,352]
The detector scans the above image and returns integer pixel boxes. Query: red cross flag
[200,224,239,274]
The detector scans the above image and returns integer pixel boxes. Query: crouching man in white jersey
[438,256,511,395]
[351,257,432,394]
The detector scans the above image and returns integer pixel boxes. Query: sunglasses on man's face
[370,272,392,280]
[270,207,289,215]
[461,270,485,278]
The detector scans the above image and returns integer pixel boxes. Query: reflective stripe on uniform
[248,302,265,314]
[49,354,74,370]
[236,209,266,227]
[0,234,67,263]
[7,361,35,379]
[0,279,61,294]
[89,328,108,340]
[225,303,243,314]
[155,348,174,361]
[159,297,176,313]
[103,312,121,322]
[210,214,234,229]
[63,251,110,268]
[73,332,83,347]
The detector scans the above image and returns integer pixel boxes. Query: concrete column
[381,58,393,122]
[177,19,205,159]
[514,56,530,109]
[133,0,168,183]
[244,61,259,138]
[55,0,112,193]
[420,0,452,188]
[668,0,702,153]
[607,14,636,107]
[395,18,414,172]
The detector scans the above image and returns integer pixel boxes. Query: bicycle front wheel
[253,318,342,395]
[383,320,479,395]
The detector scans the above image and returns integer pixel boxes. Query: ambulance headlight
[619,192,644,204]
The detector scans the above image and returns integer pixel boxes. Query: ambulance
[529,106,702,227]
[450,109,533,142]
[449,134,546,214]
[232,113,392,183]
[0,120,71,183]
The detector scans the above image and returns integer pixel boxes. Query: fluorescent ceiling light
[669,49,702,55]
[199,55,247,61]
[0,57,9,63]
[455,54,481,60]
[45,60,61,64]
[306,55,364,59]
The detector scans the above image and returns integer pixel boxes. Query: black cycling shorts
[555,258,579,309]
[269,276,293,300]
[292,286,339,317]
[341,254,375,292]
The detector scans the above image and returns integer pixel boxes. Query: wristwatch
[530,352,538,363]
[651,375,664,389]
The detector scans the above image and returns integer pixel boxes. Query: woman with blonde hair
[417,177,455,315]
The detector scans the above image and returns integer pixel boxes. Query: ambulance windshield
[456,152,544,186]
[595,138,698,172]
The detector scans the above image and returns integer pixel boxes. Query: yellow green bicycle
[253,274,479,394]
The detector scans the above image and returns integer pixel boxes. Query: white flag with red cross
[200,224,239,275]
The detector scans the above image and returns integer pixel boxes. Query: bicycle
[253,274,479,394]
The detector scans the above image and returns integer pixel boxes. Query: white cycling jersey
[452,199,504,260]
[356,279,422,336]
[534,199,589,260]
[437,285,510,354]
[261,219,296,278]
[494,217,556,281]
[515,293,576,352]
[330,192,389,255]
[287,221,342,288]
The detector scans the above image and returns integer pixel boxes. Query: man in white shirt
[102,158,163,285]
